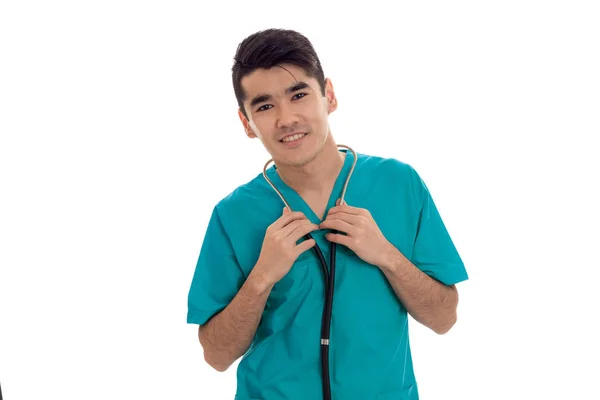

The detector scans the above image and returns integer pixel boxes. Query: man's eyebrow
[286,81,310,93]
[250,94,271,108]
[249,81,311,108]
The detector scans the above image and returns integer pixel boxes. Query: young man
[187,28,469,400]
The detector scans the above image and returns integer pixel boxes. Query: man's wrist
[378,242,403,274]
[248,266,275,295]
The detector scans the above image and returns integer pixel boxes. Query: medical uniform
[187,150,469,400]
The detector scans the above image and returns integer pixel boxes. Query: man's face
[238,64,337,167]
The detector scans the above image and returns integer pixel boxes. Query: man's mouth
[280,133,308,143]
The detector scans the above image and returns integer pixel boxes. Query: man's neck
[275,140,345,195]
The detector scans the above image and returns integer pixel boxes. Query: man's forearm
[378,245,459,334]
[199,268,273,371]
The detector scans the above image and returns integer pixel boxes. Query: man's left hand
[319,199,394,267]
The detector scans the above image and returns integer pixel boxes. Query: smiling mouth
[280,133,308,143]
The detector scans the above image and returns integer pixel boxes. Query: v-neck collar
[266,149,353,225]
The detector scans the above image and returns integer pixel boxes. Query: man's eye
[293,93,307,100]
[257,104,273,112]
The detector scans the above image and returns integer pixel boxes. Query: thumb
[283,206,289,213]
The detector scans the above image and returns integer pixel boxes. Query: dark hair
[232,28,326,119]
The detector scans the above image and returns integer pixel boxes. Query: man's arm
[197,210,319,372]
[320,202,461,335]
[377,244,459,334]
[198,268,273,372]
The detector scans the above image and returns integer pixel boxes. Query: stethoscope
[262,144,357,400]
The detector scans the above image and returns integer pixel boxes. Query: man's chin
[274,151,317,168]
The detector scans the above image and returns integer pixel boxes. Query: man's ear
[238,108,257,138]
[325,78,338,114]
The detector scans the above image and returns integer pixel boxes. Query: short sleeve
[187,205,245,325]
[409,167,469,286]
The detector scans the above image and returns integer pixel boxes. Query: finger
[325,232,353,247]
[319,218,356,235]
[279,219,316,238]
[327,203,363,216]
[295,238,316,256]
[288,220,320,242]
[271,211,308,230]
[335,198,347,206]
[322,212,363,227]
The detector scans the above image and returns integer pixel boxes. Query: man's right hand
[254,208,319,287]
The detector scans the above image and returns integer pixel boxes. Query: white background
[1,1,599,399]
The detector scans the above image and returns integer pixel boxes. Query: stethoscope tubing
[262,145,357,400]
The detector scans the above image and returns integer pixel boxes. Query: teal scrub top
[187,150,469,400]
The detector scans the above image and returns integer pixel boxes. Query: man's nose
[276,103,299,129]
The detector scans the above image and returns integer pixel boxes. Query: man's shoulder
[355,151,417,177]
[213,171,270,213]
[354,151,423,201]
